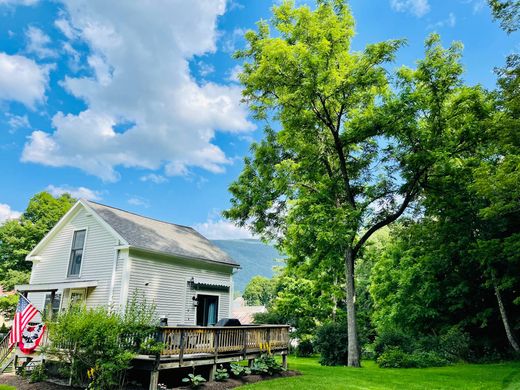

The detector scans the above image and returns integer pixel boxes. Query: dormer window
[68,230,86,277]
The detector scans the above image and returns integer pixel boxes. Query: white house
[15,200,239,326]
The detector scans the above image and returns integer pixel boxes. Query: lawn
[237,357,520,390]
[0,385,15,390]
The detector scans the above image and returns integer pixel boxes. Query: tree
[243,275,275,306]
[0,192,75,283]
[225,0,488,366]
[488,0,520,33]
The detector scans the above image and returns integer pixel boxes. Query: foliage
[230,362,251,377]
[372,328,414,359]
[225,0,492,366]
[214,365,229,381]
[376,348,448,369]
[181,373,206,388]
[0,269,30,291]
[251,354,285,376]
[46,295,157,389]
[0,192,75,277]
[315,320,349,366]
[29,363,48,383]
[243,275,275,306]
[0,294,18,318]
[295,338,314,357]
[488,0,520,33]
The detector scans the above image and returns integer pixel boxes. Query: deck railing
[159,325,290,358]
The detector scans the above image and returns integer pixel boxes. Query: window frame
[67,228,88,278]
[196,293,220,326]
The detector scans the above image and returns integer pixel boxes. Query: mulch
[0,371,301,389]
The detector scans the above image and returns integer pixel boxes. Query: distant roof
[84,200,239,267]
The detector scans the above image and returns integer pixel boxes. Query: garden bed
[183,370,300,389]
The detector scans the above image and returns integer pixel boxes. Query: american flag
[9,294,39,348]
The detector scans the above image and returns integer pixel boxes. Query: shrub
[230,363,251,377]
[46,294,157,389]
[182,373,206,388]
[377,347,449,368]
[315,321,349,366]
[214,365,229,381]
[295,338,314,357]
[438,327,470,362]
[250,354,285,376]
[373,328,414,359]
[29,363,48,383]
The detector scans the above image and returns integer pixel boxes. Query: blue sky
[0,0,517,238]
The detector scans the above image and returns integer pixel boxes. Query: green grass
[237,356,520,390]
[0,385,16,390]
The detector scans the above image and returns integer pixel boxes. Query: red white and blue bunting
[19,323,46,354]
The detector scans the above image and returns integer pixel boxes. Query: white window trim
[195,292,221,326]
[66,227,89,279]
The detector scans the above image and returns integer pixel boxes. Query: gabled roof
[83,200,239,267]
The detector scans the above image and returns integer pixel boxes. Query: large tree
[0,192,75,281]
[225,0,488,366]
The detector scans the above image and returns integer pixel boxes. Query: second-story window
[68,230,86,277]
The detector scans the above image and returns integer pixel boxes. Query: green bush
[46,294,157,389]
[377,347,449,368]
[230,362,251,377]
[251,354,285,376]
[295,338,314,357]
[373,328,415,359]
[182,373,206,388]
[315,321,349,366]
[29,363,48,383]
[214,365,229,381]
[438,327,470,362]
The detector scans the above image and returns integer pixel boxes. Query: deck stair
[0,331,13,373]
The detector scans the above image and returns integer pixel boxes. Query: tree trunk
[345,246,360,367]
[494,281,520,352]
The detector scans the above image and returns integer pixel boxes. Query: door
[196,295,219,326]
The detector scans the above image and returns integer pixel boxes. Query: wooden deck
[137,325,290,389]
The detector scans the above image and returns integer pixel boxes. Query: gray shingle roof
[84,200,239,267]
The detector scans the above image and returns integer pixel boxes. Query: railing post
[266,328,271,354]
[214,328,220,360]
[179,329,185,365]
[242,328,248,360]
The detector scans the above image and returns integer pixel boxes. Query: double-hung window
[68,230,86,277]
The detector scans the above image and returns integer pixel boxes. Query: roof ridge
[83,199,197,231]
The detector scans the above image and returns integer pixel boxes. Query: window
[44,293,62,318]
[196,295,219,326]
[68,229,86,276]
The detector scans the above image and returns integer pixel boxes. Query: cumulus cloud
[26,26,57,58]
[46,184,102,200]
[194,216,253,240]
[390,0,430,17]
[0,52,50,108]
[0,203,22,223]
[22,1,254,181]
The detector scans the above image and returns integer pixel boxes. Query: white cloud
[45,184,102,200]
[6,113,30,132]
[127,196,149,208]
[26,26,56,58]
[140,173,168,184]
[55,18,77,40]
[0,0,38,6]
[428,12,456,29]
[222,27,247,54]
[227,64,242,83]
[0,52,50,108]
[22,1,254,181]
[390,0,430,17]
[0,203,22,223]
[197,61,215,77]
[194,216,253,240]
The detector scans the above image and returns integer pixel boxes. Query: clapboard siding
[29,206,118,311]
[128,254,233,325]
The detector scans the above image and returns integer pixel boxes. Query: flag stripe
[8,295,39,348]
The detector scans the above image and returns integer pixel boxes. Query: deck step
[0,354,14,374]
